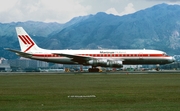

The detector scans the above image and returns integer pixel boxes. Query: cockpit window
[163,53,168,56]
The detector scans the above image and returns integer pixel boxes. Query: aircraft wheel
[88,68,99,72]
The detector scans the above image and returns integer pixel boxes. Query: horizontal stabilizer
[5,48,32,58]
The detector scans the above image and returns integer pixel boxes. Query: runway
[74,70,180,74]
[0,70,180,75]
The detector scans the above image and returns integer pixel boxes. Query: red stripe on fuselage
[33,54,61,57]
[32,53,168,58]
[80,54,166,57]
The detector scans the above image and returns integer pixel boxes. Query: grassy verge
[0,73,180,111]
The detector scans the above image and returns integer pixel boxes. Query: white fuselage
[7,27,175,71]
[25,49,174,65]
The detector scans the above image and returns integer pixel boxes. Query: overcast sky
[0,0,180,23]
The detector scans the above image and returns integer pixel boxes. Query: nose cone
[171,56,176,62]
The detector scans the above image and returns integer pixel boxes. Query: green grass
[0,73,180,111]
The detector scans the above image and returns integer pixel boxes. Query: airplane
[5,27,175,72]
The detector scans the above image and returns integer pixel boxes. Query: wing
[53,53,94,63]
[5,48,32,58]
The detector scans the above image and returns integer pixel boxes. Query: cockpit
[163,53,168,56]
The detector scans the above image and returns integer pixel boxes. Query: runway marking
[68,95,96,98]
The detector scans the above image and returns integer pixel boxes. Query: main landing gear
[155,64,160,71]
[88,67,100,72]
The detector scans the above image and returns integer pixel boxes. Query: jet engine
[87,59,123,68]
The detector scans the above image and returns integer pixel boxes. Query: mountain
[1,3,180,59]
[0,21,64,58]
[48,3,180,56]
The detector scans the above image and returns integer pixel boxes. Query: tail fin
[16,27,42,52]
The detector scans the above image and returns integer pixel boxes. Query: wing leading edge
[53,53,124,68]
[53,53,94,63]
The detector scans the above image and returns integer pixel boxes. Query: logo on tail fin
[18,35,34,52]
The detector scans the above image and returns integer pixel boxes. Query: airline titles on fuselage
[100,51,126,54]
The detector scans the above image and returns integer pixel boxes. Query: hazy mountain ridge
[48,3,180,55]
[1,3,180,59]
[0,21,63,58]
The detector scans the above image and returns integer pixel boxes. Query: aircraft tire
[88,68,99,72]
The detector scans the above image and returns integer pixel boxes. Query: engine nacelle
[107,60,123,68]
[88,59,107,67]
[87,59,123,68]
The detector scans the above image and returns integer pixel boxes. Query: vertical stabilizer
[16,27,42,52]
